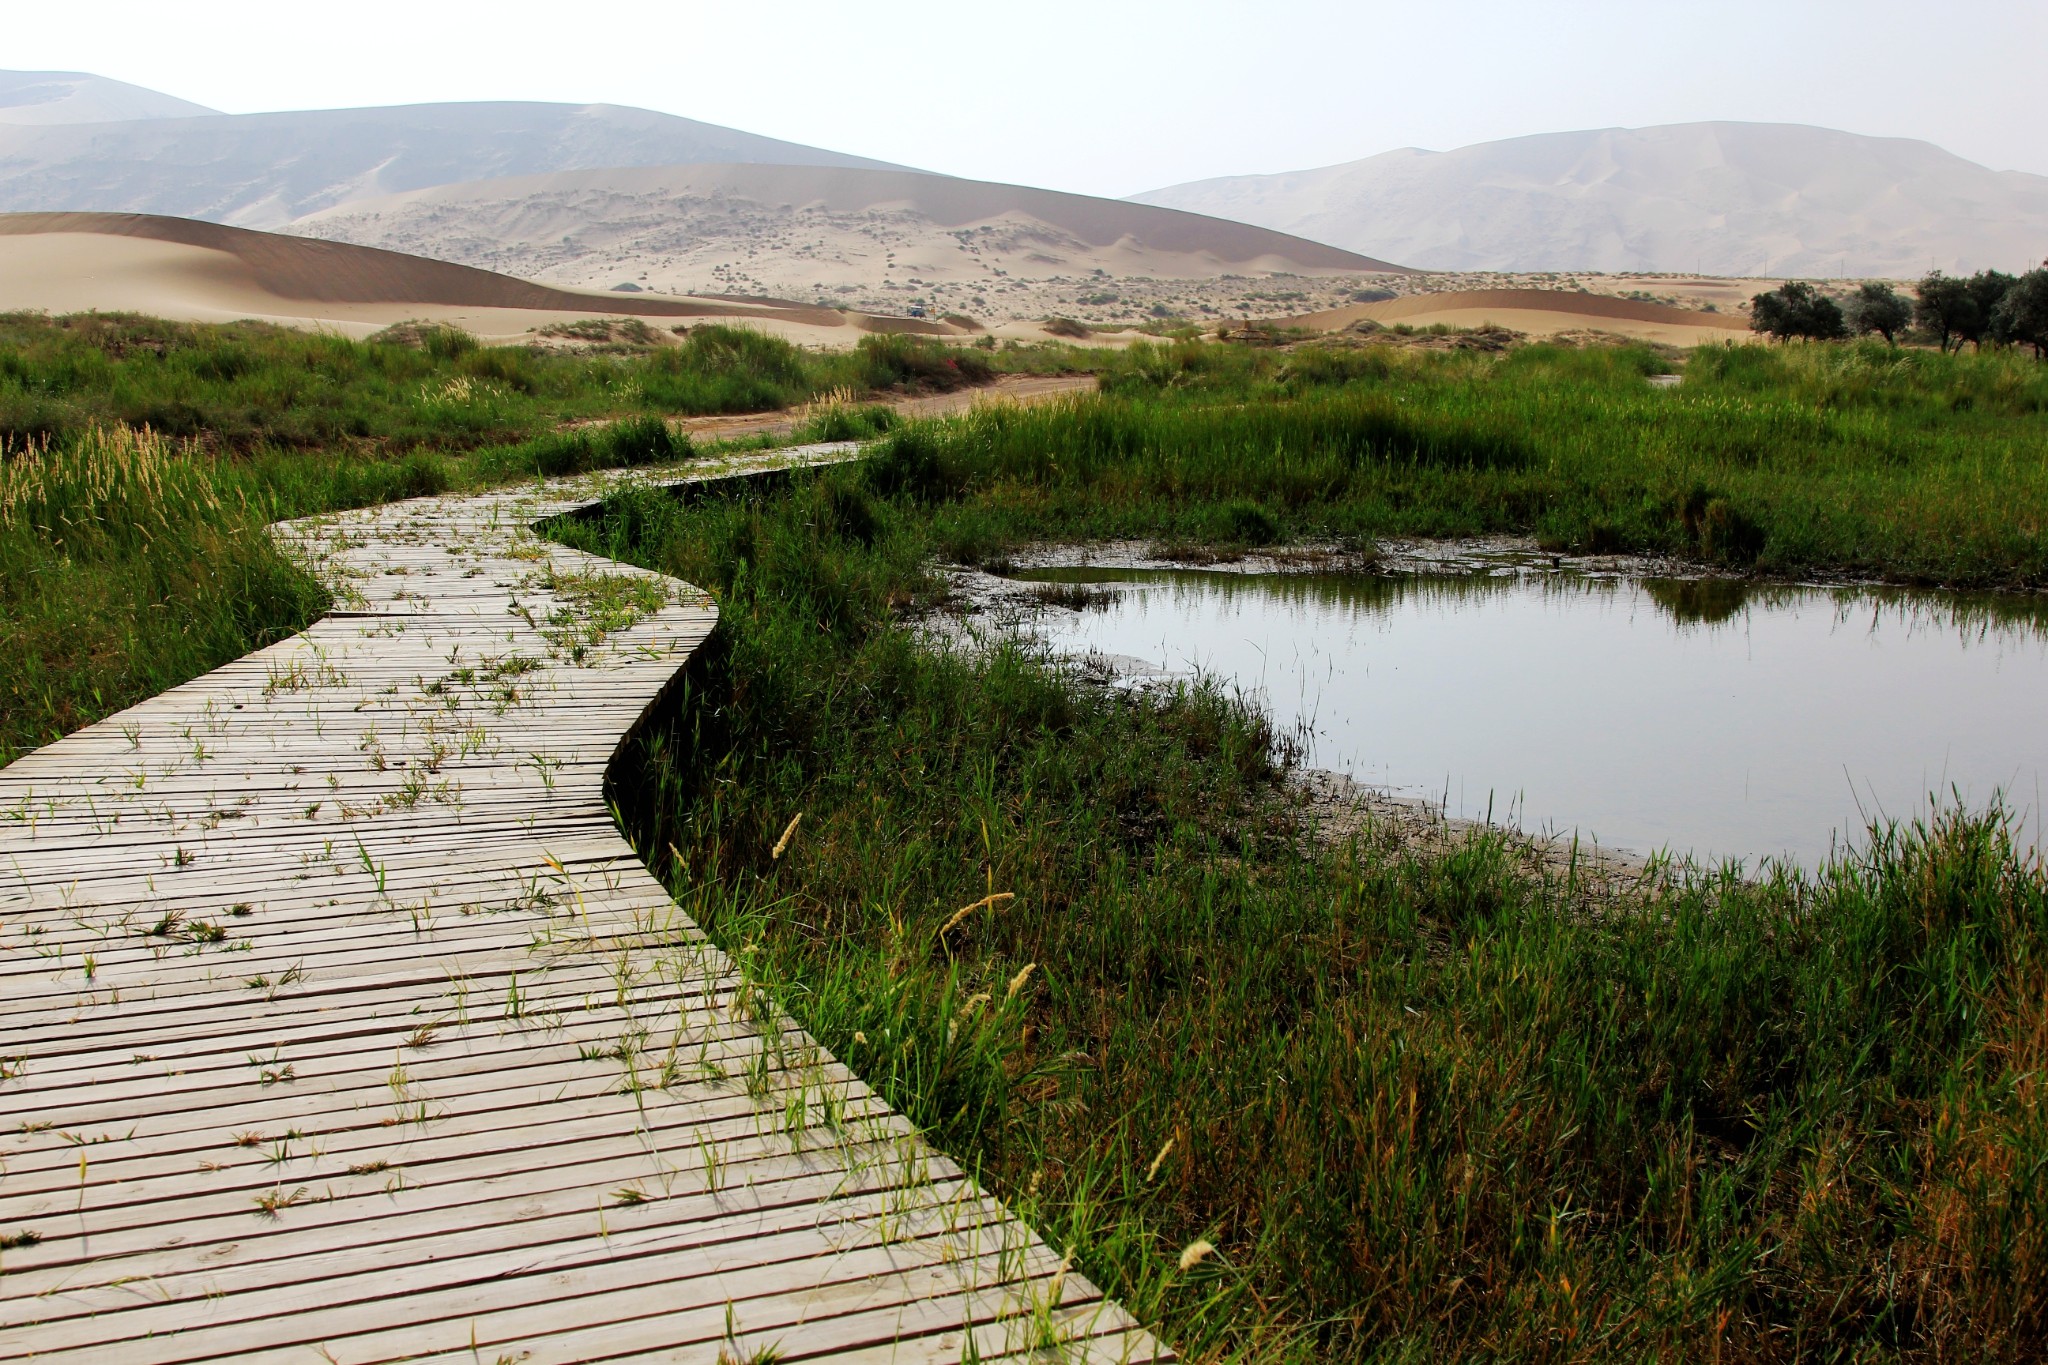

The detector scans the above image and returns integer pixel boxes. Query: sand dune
[0,93,904,228]
[295,162,1400,276]
[1134,122,2048,277]
[1286,288,1750,346]
[0,70,218,125]
[287,162,1404,326]
[0,71,1407,331]
[0,212,953,345]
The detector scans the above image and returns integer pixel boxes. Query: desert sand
[0,212,978,347]
[284,163,1401,326]
[0,211,1756,351]
[1286,288,1752,346]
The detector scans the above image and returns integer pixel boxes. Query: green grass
[8,318,2048,1356]
[0,425,325,762]
[0,312,1066,454]
[0,314,1080,762]
[556,464,2048,1361]
[893,337,2048,588]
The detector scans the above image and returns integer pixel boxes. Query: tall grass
[0,314,1070,759]
[0,427,324,762]
[560,468,2048,1361]
[968,337,2048,587]
[0,312,1036,454]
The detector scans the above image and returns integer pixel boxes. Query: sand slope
[286,162,1404,323]
[0,98,905,228]
[1133,122,2048,277]
[1285,288,1751,346]
[0,70,218,125]
[0,212,953,345]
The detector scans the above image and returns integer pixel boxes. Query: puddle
[1001,565,2048,869]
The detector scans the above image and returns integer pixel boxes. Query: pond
[1008,565,2048,869]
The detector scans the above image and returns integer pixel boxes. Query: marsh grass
[565,466,2048,1361]
[10,318,2048,1356]
[933,337,2048,587]
[0,312,1041,454]
[0,426,323,762]
[0,315,1072,760]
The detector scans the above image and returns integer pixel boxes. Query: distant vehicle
[908,306,927,318]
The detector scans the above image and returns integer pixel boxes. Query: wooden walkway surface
[0,446,1166,1363]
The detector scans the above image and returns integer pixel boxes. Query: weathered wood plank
[0,444,1167,1362]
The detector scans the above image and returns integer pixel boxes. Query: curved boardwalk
[0,448,1165,1363]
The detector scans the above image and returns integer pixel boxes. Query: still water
[1012,567,2048,868]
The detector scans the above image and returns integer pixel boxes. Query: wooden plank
[0,444,1166,1362]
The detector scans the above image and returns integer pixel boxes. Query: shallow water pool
[1011,567,2048,868]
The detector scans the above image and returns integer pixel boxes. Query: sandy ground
[0,217,975,349]
[1285,287,1753,346]
[0,211,1766,352]
[271,166,1778,345]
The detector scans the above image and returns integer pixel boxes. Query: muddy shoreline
[926,537,1702,886]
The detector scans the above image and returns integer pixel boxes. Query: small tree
[1915,271,1975,353]
[1964,270,2017,349]
[1993,265,2048,358]
[1749,281,1847,341]
[1845,281,1912,344]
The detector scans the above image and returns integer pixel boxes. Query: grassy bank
[0,311,1046,453]
[896,338,2048,589]
[556,465,2048,1361]
[0,315,1074,762]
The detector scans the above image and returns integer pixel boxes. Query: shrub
[855,333,996,391]
[1750,282,1848,341]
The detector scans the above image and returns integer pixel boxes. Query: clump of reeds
[0,426,324,763]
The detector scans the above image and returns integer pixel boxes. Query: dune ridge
[0,97,906,227]
[0,211,957,342]
[296,163,1404,273]
[0,70,219,125]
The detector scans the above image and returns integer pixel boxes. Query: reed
[564,457,2048,1362]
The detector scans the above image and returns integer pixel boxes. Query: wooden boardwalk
[0,447,1167,1363]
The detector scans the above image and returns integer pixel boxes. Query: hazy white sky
[10,0,2046,196]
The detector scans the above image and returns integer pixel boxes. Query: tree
[1845,281,1912,344]
[1964,270,2017,348]
[1914,271,1976,352]
[1749,281,1847,341]
[1993,265,2048,358]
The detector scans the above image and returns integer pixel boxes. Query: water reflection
[1011,566,2048,868]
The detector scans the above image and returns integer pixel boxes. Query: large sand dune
[0,212,951,344]
[1133,122,2048,278]
[0,95,904,228]
[0,70,218,125]
[287,162,1402,323]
